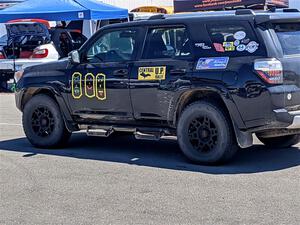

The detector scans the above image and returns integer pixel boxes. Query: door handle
[113,69,128,77]
[170,69,187,76]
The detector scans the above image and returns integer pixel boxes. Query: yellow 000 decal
[71,72,82,99]
[71,72,106,100]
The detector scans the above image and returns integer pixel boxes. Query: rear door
[130,25,194,122]
[272,22,300,109]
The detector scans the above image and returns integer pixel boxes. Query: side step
[134,131,162,141]
[82,125,174,140]
[86,127,114,137]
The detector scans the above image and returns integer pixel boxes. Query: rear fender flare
[173,87,252,148]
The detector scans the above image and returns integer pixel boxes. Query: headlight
[14,70,24,83]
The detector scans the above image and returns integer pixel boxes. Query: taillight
[0,51,6,59]
[32,48,49,58]
[254,58,283,84]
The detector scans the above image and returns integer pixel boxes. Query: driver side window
[86,29,137,63]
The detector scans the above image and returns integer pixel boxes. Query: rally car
[15,9,300,164]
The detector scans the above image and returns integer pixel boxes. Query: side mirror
[68,50,80,64]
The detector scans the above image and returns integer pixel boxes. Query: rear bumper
[274,109,300,129]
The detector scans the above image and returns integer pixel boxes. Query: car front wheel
[22,94,71,148]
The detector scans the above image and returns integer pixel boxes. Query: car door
[130,26,194,122]
[67,27,141,122]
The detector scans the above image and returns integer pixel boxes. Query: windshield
[274,23,300,56]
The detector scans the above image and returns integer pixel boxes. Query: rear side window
[207,23,265,56]
[142,27,192,59]
[274,23,300,56]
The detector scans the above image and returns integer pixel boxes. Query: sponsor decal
[234,40,240,47]
[71,72,82,99]
[246,41,259,53]
[196,57,229,70]
[195,42,212,50]
[213,43,225,52]
[96,73,106,100]
[241,38,250,44]
[138,66,166,80]
[236,44,246,52]
[71,72,106,100]
[85,73,95,98]
[78,12,84,19]
[223,42,235,51]
[234,31,246,40]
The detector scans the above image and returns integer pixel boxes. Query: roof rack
[269,7,300,13]
[235,9,255,16]
[148,14,165,20]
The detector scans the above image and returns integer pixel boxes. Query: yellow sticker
[138,66,166,81]
[85,73,95,98]
[223,42,235,52]
[71,72,82,99]
[96,73,106,100]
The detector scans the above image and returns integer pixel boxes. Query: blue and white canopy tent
[0,0,128,22]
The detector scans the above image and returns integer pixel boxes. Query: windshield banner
[174,0,289,12]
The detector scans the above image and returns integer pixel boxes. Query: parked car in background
[0,20,87,91]
[0,22,59,90]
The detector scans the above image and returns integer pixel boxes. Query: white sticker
[236,44,246,52]
[234,40,240,47]
[195,43,212,50]
[78,12,84,19]
[234,31,246,40]
[246,41,259,53]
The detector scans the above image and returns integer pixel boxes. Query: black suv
[15,9,300,164]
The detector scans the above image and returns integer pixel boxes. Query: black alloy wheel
[177,101,238,164]
[23,94,71,148]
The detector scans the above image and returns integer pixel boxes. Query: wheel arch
[173,87,253,148]
[21,86,78,132]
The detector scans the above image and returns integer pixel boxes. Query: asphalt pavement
[0,93,299,225]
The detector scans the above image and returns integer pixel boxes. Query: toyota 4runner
[15,9,300,164]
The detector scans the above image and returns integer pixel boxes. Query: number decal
[96,73,106,100]
[71,72,82,99]
[85,73,95,98]
[72,72,106,100]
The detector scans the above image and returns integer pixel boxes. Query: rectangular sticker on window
[196,57,229,70]
[138,66,166,80]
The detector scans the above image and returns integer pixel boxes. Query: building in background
[100,0,173,11]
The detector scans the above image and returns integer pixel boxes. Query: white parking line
[0,123,22,126]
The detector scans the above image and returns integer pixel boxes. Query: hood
[24,58,69,76]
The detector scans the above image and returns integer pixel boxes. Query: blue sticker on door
[196,57,229,70]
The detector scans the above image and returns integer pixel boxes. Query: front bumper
[15,88,25,111]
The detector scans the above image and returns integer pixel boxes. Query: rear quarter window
[274,23,300,56]
[190,22,266,57]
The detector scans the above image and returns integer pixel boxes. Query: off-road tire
[257,134,300,148]
[177,101,238,165]
[23,94,71,148]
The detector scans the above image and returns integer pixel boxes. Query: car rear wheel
[177,101,238,165]
[23,94,71,148]
[257,134,300,148]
